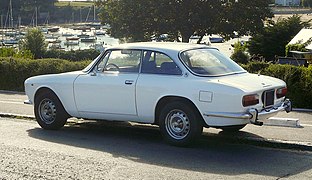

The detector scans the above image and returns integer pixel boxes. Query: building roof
[288,28,312,50]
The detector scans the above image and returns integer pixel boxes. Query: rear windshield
[180,48,246,76]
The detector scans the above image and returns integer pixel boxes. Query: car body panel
[24,71,82,117]
[73,72,139,121]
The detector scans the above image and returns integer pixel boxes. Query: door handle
[125,80,134,85]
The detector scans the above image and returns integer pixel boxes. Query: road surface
[1,91,312,179]
[1,117,312,179]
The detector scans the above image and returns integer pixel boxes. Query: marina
[1,25,119,52]
[0,0,118,52]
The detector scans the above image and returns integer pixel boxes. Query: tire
[159,101,203,146]
[221,124,246,132]
[34,91,68,130]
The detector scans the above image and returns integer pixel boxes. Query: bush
[241,61,270,73]
[230,41,250,64]
[0,47,34,59]
[248,15,310,61]
[43,49,100,61]
[231,50,249,64]
[0,57,91,91]
[243,61,312,109]
[262,65,312,109]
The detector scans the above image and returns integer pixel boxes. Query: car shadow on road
[27,120,312,177]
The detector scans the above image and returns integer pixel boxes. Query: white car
[24,42,291,146]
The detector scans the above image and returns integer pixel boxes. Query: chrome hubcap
[165,109,190,140]
[38,98,56,124]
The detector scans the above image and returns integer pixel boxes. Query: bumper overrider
[204,99,292,126]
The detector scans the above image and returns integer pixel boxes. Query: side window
[104,50,141,73]
[141,51,182,75]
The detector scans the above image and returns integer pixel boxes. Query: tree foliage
[218,0,272,38]
[285,37,312,56]
[302,0,312,7]
[0,47,33,59]
[230,41,249,64]
[97,0,272,42]
[19,28,47,59]
[248,15,311,61]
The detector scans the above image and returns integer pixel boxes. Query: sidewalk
[204,112,312,151]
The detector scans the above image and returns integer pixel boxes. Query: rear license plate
[263,90,274,107]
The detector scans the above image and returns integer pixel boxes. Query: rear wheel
[159,101,203,146]
[34,91,68,130]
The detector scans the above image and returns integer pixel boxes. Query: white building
[288,28,312,61]
[288,28,312,51]
[275,0,300,6]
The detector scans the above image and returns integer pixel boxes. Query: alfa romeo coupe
[24,42,291,146]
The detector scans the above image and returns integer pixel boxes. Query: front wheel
[159,101,203,146]
[34,91,69,130]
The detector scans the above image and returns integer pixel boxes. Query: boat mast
[35,7,38,27]
[85,6,91,23]
[45,12,49,26]
[93,3,96,22]
[9,0,13,28]
[1,14,3,29]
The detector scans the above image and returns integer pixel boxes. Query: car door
[136,50,183,123]
[73,49,141,120]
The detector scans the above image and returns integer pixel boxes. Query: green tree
[219,0,273,38]
[248,15,310,61]
[302,0,312,7]
[97,0,272,42]
[285,37,312,56]
[19,28,47,59]
[230,41,249,64]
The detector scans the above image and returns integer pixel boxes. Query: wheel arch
[154,95,206,127]
[34,87,70,117]
[34,87,55,102]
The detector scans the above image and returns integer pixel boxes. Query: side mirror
[90,71,97,76]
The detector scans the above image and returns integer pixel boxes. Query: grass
[55,1,94,7]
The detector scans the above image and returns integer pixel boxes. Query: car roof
[106,42,216,52]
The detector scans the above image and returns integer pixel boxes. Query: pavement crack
[276,173,291,180]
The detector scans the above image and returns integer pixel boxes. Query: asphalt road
[1,91,312,147]
[1,91,312,179]
[1,117,312,179]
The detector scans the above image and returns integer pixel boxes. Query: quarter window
[141,51,182,75]
[180,48,245,76]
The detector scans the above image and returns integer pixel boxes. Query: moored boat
[80,36,96,43]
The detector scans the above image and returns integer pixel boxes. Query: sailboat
[2,0,19,46]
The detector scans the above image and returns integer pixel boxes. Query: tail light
[276,87,287,99]
[242,94,259,107]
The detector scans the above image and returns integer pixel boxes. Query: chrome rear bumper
[204,99,292,126]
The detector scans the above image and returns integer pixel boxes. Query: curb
[293,108,312,113]
[0,90,25,95]
[205,133,312,152]
[0,113,35,120]
[1,112,312,152]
